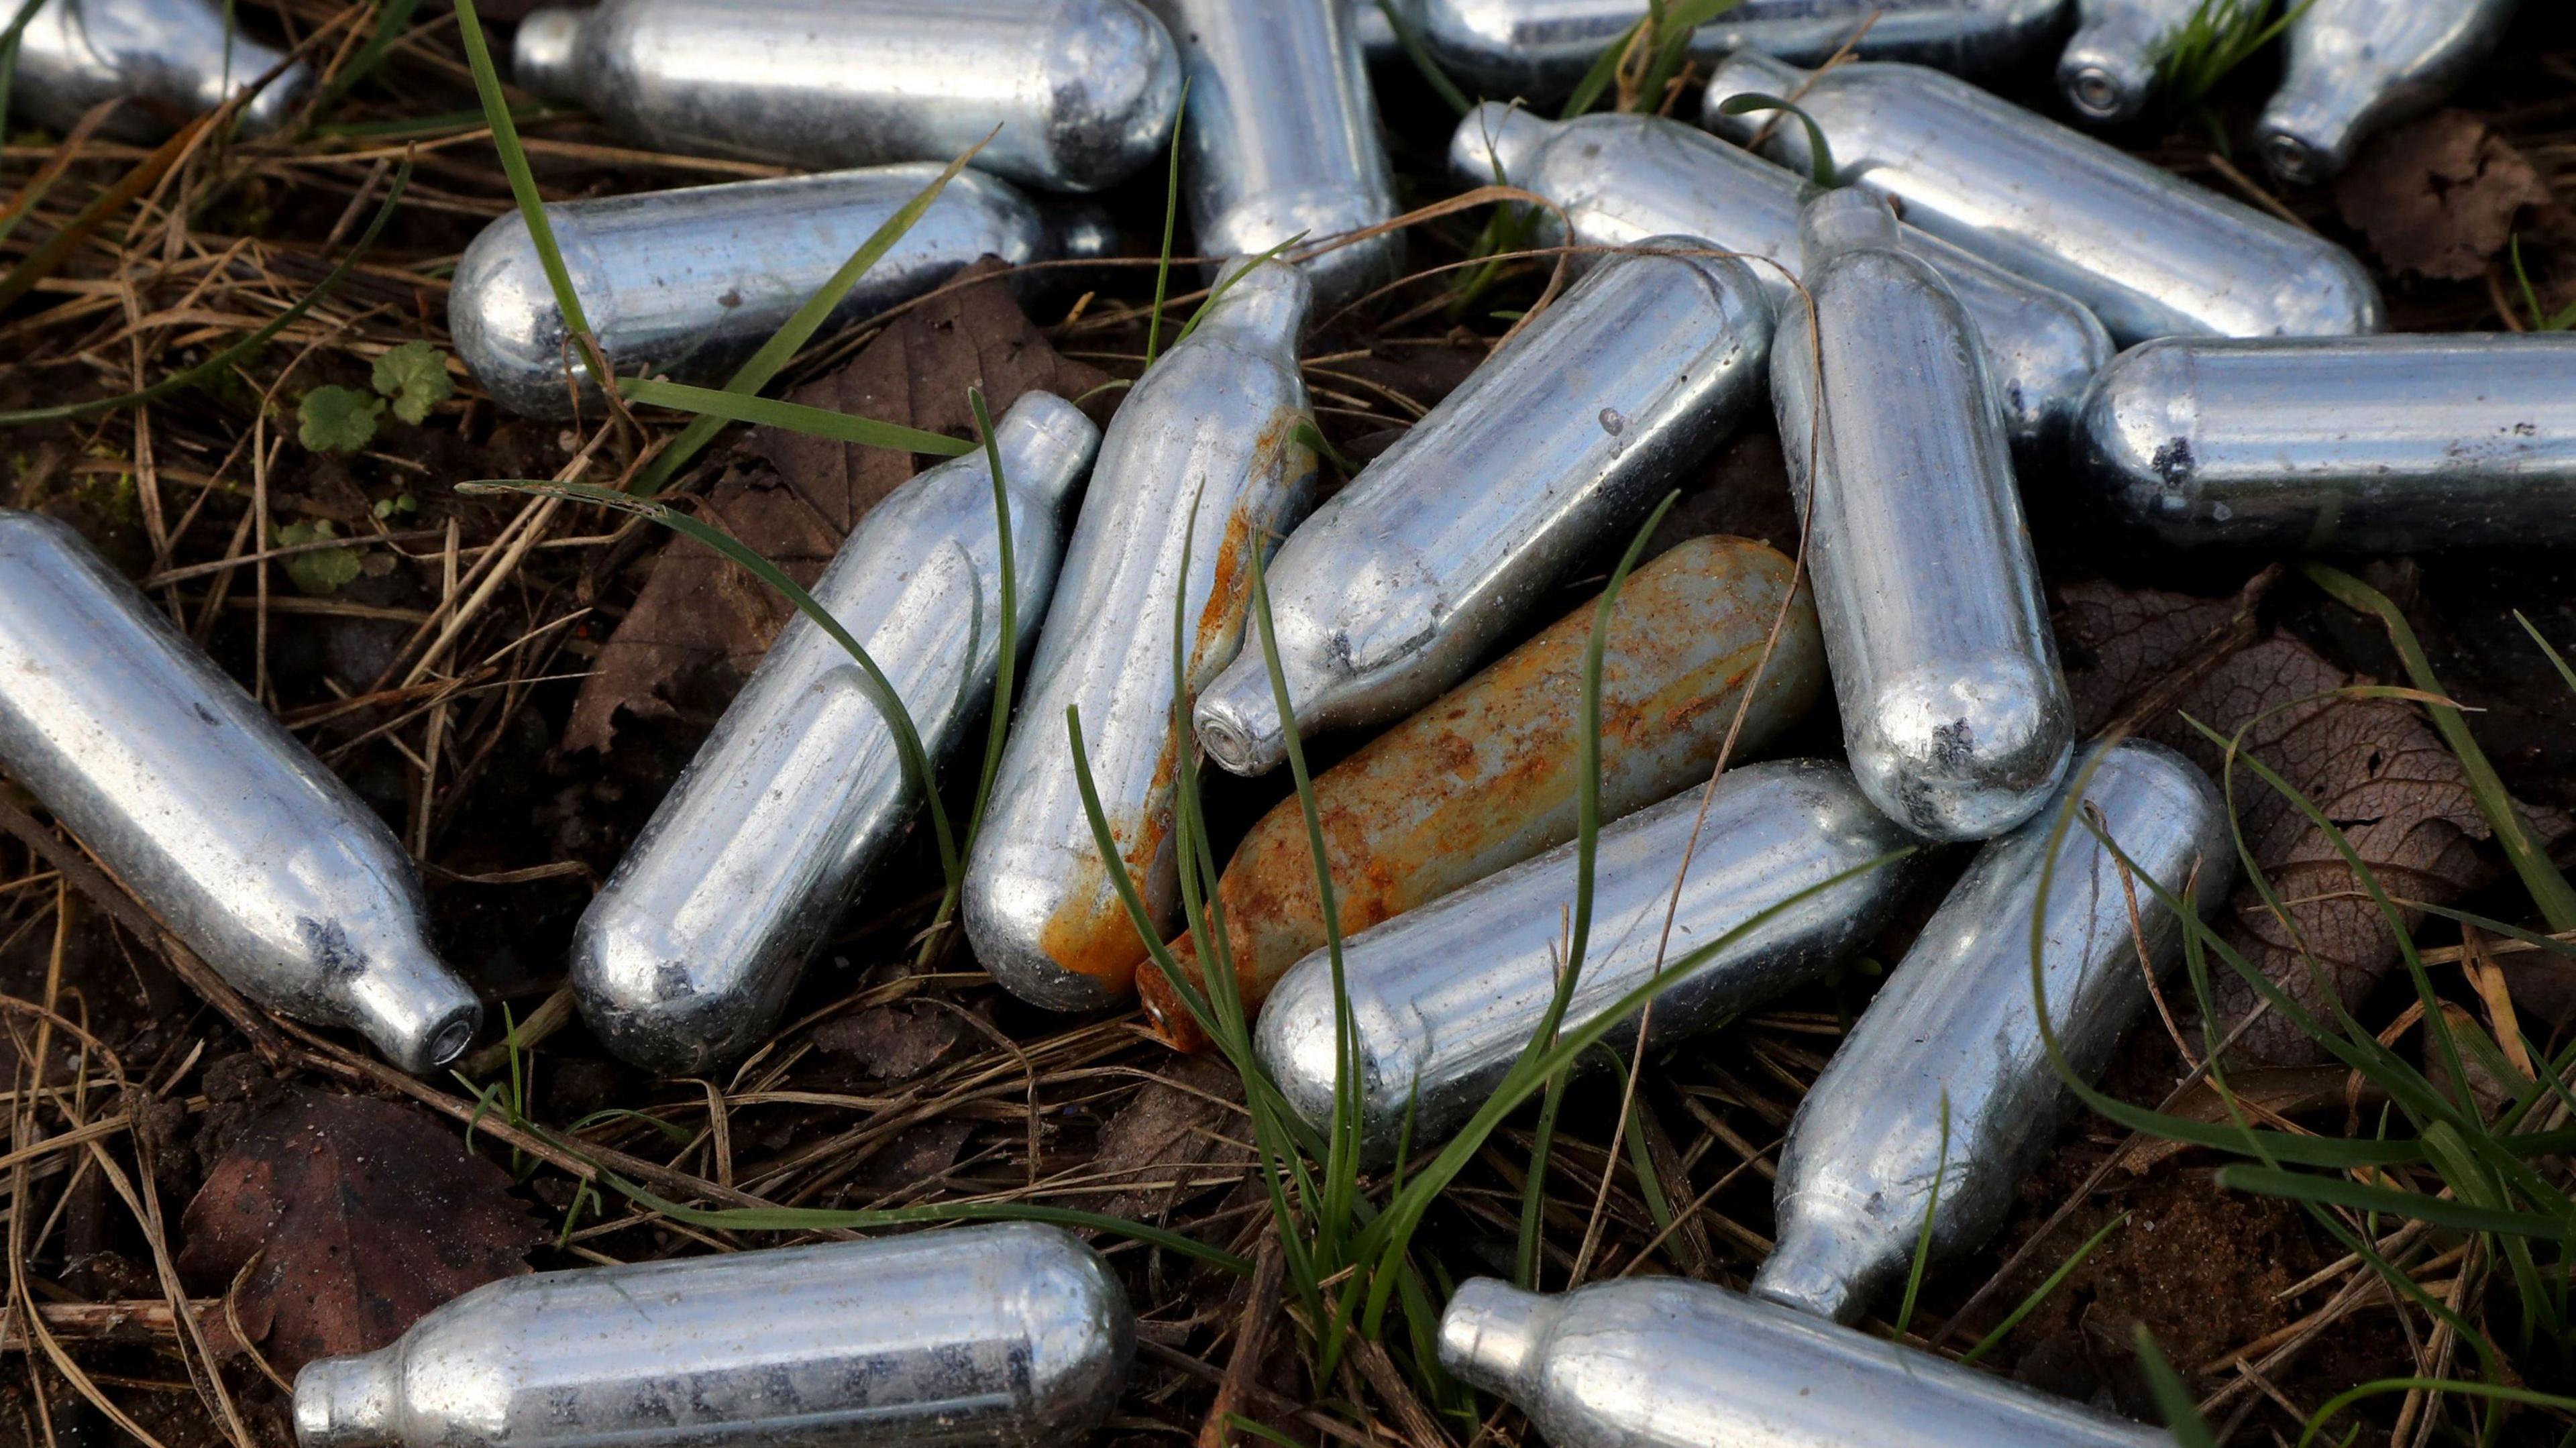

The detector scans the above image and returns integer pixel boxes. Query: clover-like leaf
[299,385,384,453]
[372,340,455,425]
[278,519,364,597]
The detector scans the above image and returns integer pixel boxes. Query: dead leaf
[2143,637,2516,1064]
[564,262,1111,751]
[2051,579,2251,736]
[1080,1058,1251,1223]
[852,1118,977,1190]
[2335,109,2551,281]
[175,1092,542,1374]
[814,1002,964,1081]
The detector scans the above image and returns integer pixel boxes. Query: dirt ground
[3,3,2576,1445]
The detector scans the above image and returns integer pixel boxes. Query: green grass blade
[307,0,423,123]
[1515,1070,1570,1290]
[1143,79,1189,370]
[451,0,599,366]
[1631,0,1745,117]
[1891,1091,1949,1341]
[958,388,1020,865]
[2218,1164,2571,1237]
[2297,1379,2576,1448]
[1559,17,1644,119]
[1375,0,1473,115]
[1960,1211,2130,1363]
[0,160,412,427]
[456,478,961,890]
[1713,94,1836,186]
[0,0,53,160]
[2518,610,2576,692]
[1173,234,1305,351]
[2135,1325,2222,1448]
[620,377,975,457]
[2306,563,2576,932]
[633,137,989,496]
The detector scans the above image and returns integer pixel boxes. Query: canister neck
[1437,1279,1554,1399]
[1798,187,1901,269]
[293,1349,401,1447]
[1187,258,1313,358]
[1748,1198,1890,1326]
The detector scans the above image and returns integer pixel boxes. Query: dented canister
[1257,761,1917,1156]
[1753,740,2231,1325]
[1139,534,1826,1051]
[513,0,1181,192]
[573,395,1096,1075]
[1703,50,2385,343]
[1405,0,2068,99]
[1193,237,1774,777]
[1144,0,1403,312]
[450,164,1114,419]
[293,1223,1133,1448]
[1440,1276,2169,1448]
[12,0,307,136]
[964,259,1317,1013]
[0,510,480,1074]
[2070,334,2576,552]
[1448,103,2112,454]
[2256,0,2522,185]
[2057,0,2204,123]
[1773,190,2072,841]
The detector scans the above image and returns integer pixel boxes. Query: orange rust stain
[1138,536,1813,1056]
[1036,733,1184,996]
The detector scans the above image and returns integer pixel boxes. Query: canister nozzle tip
[351,954,484,1074]
[294,1350,398,1447]
[1437,1279,1551,1397]
[1193,675,1287,778]
[513,9,583,101]
[2254,89,2353,186]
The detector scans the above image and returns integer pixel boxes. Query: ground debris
[174,1091,543,1373]
[2334,109,2553,281]
[562,264,1110,751]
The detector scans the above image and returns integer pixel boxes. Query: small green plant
[274,520,364,596]
[2157,0,2313,117]
[372,339,455,424]
[2510,237,2576,332]
[298,385,386,453]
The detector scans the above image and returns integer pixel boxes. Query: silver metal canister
[1192,237,1773,777]
[963,258,1317,1013]
[1752,740,2233,1326]
[2070,334,2576,553]
[11,0,307,136]
[1772,190,2072,842]
[1440,1276,2170,1448]
[1255,761,1918,1156]
[1447,103,2112,455]
[450,165,1114,419]
[1144,0,1403,313]
[0,510,480,1074]
[513,0,1181,193]
[1703,50,2386,343]
[2056,0,2203,123]
[573,394,1097,1075]
[2256,0,2522,185]
[1405,0,2069,99]
[292,1223,1134,1448]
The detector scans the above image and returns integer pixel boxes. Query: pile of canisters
[3,1,2566,1445]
